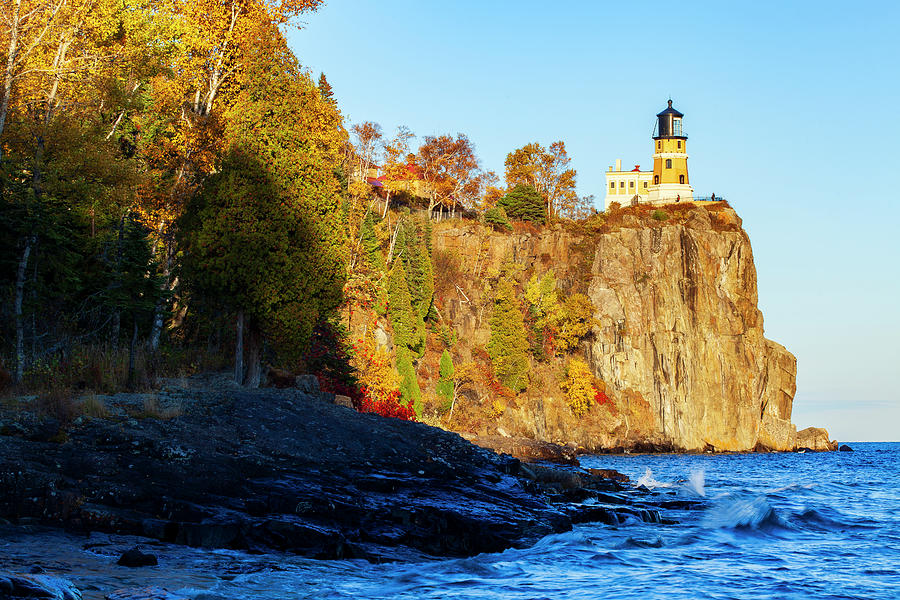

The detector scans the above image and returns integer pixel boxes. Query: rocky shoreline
[0,377,677,567]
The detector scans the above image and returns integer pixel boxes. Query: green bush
[651,209,669,221]
[484,206,512,230]
[498,184,546,224]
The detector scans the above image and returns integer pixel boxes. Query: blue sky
[287,1,900,441]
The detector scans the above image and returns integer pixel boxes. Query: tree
[447,361,477,419]
[504,141,577,220]
[360,211,385,271]
[484,206,511,231]
[561,357,596,417]
[437,349,454,403]
[317,72,335,104]
[387,260,421,353]
[380,125,415,216]
[487,277,530,392]
[418,133,485,218]
[498,184,545,224]
[557,293,597,353]
[396,347,422,418]
[349,121,382,201]
[178,38,347,385]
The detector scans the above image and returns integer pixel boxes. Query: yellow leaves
[561,357,595,417]
[503,140,577,219]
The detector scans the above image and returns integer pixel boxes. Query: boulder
[795,427,837,451]
[294,374,320,395]
[839,444,853,452]
[333,394,353,409]
[116,547,158,567]
[587,468,629,482]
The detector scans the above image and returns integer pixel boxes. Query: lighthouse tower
[647,99,693,204]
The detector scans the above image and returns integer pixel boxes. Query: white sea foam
[686,469,706,497]
[635,468,673,489]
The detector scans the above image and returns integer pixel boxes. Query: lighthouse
[648,99,693,203]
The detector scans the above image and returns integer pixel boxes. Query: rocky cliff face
[431,204,827,452]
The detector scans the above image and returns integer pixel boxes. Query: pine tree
[498,184,546,224]
[399,218,433,321]
[318,73,335,104]
[396,347,423,418]
[437,349,454,403]
[487,277,530,392]
[360,211,384,271]
[387,261,416,350]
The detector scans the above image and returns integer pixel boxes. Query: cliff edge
[428,203,831,452]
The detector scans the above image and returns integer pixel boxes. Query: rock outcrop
[432,204,828,452]
[796,427,838,451]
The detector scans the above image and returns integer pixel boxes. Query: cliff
[426,203,831,452]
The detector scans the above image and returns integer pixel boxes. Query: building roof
[656,99,684,118]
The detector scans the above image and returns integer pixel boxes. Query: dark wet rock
[116,547,158,567]
[105,587,185,600]
[839,444,853,452]
[0,573,82,600]
[0,375,674,560]
[462,435,579,465]
[587,468,629,482]
[0,380,580,560]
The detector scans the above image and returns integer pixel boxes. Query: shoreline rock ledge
[0,382,664,563]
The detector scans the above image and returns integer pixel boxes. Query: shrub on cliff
[354,337,414,420]
[561,357,596,417]
[487,278,530,392]
[557,293,598,353]
[484,206,512,230]
[498,184,546,224]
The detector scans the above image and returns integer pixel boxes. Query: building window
[665,159,672,169]
[677,141,681,149]
[629,181,634,188]
[657,141,661,150]
[610,181,615,189]
[679,174,685,184]
[643,181,648,188]
[654,175,659,185]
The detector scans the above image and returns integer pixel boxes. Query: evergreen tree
[318,73,336,104]
[396,347,423,418]
[498,184,546,224]
[387,261,418,351]
[360,211,384,271]
[437,349,454,403]
[487,277,530,392]
[398,218,434,321]
[484,206,512,230]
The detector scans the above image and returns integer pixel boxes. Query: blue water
[2,443,898,599]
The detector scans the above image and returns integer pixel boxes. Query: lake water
[2,442,898,599]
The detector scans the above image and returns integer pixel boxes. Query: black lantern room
[654,99,686,139]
